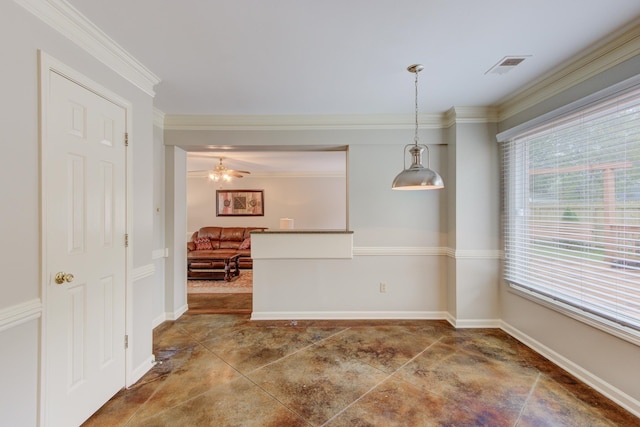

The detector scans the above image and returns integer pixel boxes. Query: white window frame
[498,75,640,346]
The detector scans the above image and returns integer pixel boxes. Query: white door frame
[38,51,135,425]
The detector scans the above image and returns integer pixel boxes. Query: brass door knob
[55,272,74,285]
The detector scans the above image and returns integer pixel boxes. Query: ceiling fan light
[197,157,251,183]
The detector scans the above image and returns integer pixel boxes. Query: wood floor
[187,293,252,314]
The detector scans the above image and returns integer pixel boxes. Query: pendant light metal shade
[392,64,444,191]
[392,145,444,190]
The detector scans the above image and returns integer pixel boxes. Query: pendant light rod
[408,64,424,146]
[391,64,444,190]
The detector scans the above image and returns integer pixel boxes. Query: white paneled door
[43,70,127,427]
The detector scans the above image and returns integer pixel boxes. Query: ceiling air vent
[485,56,531,75]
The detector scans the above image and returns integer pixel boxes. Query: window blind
[502,86,640,332]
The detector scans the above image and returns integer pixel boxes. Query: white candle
[279,218,294,229]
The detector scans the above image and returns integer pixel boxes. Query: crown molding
[498,20,640,121]
[14,0,160,96]
[187,171,345,179]
[163,109,500,131]
[442,107,500,127]
[164,113,446,131]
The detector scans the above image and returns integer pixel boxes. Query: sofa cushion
[194,237,213,250]
[239,236,251,250]
[220,227,246,241]
[198,227,222,241]
[217,227,243,249]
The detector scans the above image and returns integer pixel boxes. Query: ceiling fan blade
[233,170,251,174]
[228,172,245,178]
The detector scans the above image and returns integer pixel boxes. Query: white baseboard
[127,354,155,387]
[152,313,167,329]
[501,321,640,418]
[250,311,448,321]
[166,304,189,321]
[445,313,502,329]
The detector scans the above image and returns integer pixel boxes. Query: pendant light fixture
[392,64,444,190]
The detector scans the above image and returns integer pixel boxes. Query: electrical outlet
[379,282,387,293]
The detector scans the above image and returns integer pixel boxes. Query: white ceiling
[67,0,640,116]
[64,1,640,172]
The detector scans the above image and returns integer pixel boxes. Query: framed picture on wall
[216,189,264,216]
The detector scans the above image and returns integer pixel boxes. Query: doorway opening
[184,147,348,313]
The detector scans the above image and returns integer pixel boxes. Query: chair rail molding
[352,246,502,259]
[0,299,42,333]
[132,264,155,282]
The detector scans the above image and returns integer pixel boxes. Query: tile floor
[83,307,639,426]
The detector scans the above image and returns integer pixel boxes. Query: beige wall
[187,174,347,234]
[1,2,159,424]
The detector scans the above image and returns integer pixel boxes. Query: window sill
[509,283,640,348]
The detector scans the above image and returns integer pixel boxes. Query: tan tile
[81,378,164,427]
[84,317,637,427]
[395,341,539,425]
[248,343,389,425]
[201,324,345,373]
[440,328,537,365]
[326,376,478,427]
[128,377,306,427]
[129,344,241,423]
[317,325,441,373]
[519,376,633,427]
[152,321,197,353]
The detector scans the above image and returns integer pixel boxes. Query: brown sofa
[187,226,266,279]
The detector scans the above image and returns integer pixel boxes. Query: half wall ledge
[250,230,354,259]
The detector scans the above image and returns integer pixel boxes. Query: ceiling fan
[199,157,251,182]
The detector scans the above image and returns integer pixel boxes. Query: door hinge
[124,335,129,349]
[124,132,129,147]
[125,233,129,247]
